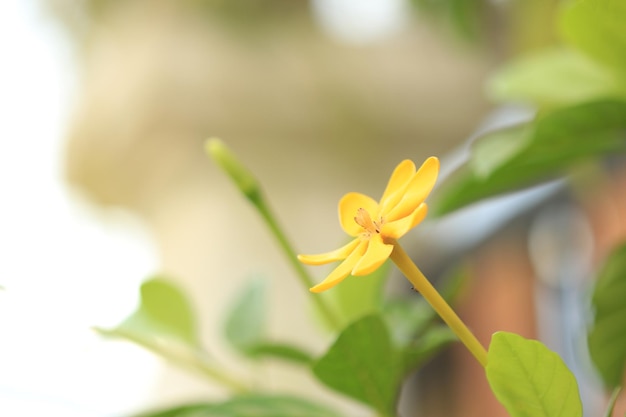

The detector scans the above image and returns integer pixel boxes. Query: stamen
[354,208,380,234]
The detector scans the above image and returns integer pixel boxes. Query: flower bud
[205,138,261,203]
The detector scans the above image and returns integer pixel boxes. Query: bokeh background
[4,0,621,416]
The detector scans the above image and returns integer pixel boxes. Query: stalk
[390,242,488,367]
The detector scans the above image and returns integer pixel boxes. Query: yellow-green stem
[99,328,249,393]
[389,243,488,367]
[254,198,341,330]
[206,138,340,330]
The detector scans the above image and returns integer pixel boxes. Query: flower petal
[382,203,428,240]
[378,160,416,214]
[339,192,379,237]
[351,234,393,276]
[298,238,361,265]
[309,240,368,293]
[384,157,439,222]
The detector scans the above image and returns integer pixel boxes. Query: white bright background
[0,1,160,416]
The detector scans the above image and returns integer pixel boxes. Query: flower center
[354,207,383,236]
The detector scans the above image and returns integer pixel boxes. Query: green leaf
[447,0,483,40]
[223,279,316,367]
[486,331,582,417]
[560,0,626,77]
[101,277,199,348]
[96,278,249,391]
[383,299,435,348]
[588,242,626,388]
[223,278,266,355]
[248,342,314,365]
[488,47,623,108]
[410,0,485,42]
[330,260,390,326]
[312,314,401,415]
[402,326,456,370]
[95,278,225,382]
[133,394,344,417]
[384,267,465,351]
[382,271,462,374]
[432,99,626,216]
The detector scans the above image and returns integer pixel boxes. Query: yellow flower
[298,157,439,293]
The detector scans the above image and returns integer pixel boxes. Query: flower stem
[603,386,622,417]
[193,352,251,393]
[389,243,488,367]
[206,139,340,330]
[254,197,341,330]
[97,327,249,393]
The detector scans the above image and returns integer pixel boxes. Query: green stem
[192,353,250,393]
[604,386,622,417]
[99,328,249,393]
[254,198,341,330]
[389,242,488,367]
[206,138,340,330]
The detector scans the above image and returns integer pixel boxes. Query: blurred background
[3,0,619,416]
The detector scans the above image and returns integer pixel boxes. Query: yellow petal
[378,160,416,215]
[384,157,439,222]
[352,234,394,276]
[310,240,368,293]
[339,192,379,237]
[382,203,428,239]
[298,239,360,265]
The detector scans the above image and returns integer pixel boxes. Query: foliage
[312,314,454,415]
[95,0,626,416]
[409,0,489,41]
[132,394,343,417]
[432,99,626,215]
[588,243,626,388]
[487,332,582,417]
[433,0,626,216]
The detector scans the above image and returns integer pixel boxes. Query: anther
[355,208,379,234]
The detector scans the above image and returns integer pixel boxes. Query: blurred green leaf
[312,314,400,415]
[330,260,390,326]
[383,270,463,371]
[223,279,314,366]
[560,0,626,77]
[100,277,200,348]
[488,47,623,107]
[588,242,626,388]
[248,342,314,365]
[95,278,251,389]
[401,326,456,370]
[432,99,626,216]
[133,394,344,417]
[383,299,435,348]
[410,0,487,41]
[448,0,483,40]
[486,331,582,417]
[313,312,453,415]
[470,124,533,177]
[384,266,465,350]
[375,302,456,377]
[224,278,266,355]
